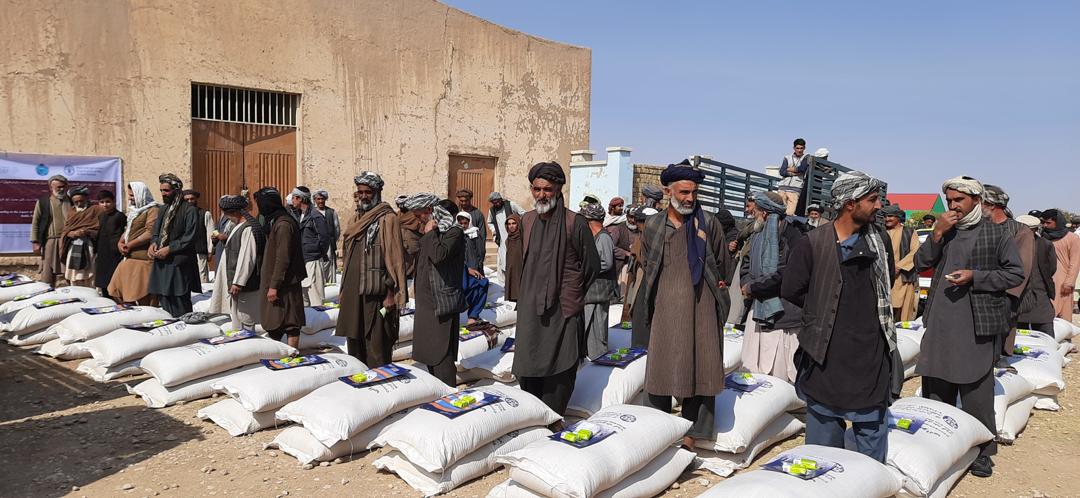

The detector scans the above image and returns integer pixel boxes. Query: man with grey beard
[636,162,731,449]
[31,175,72,285]
[512,162,600,415]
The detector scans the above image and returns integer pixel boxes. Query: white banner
[0,152,123,254]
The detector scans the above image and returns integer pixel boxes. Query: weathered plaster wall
[0,0,591,211]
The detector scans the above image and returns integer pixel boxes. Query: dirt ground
[2,319,1078,498]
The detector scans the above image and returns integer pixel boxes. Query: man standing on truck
[777,138,811,216]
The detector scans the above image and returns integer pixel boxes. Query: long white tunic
[208,224,257,316]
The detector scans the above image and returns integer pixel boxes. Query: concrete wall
[568,146,632,207]
[0,0,590,212]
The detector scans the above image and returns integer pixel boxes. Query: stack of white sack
[605,322,743,374]
[913,368,1038,444]
[565,350,647,419]
[1052,317,1079,343]
[128,364,262,408]
[394,300,418,361]
[29,298,126,359]
[256,304,340,336]
[191,291,213,312]
[1001,344,1066,411]
[693,372,806,476]
[0,276,52,305]
[268,410,409,464]
[1014,328,1076,366]
[44,305,172,361]
[457,330,517,384]
[494,404,695,498]
[279,328,347,353]
[371,385,561,482]
[2,287,110,346]
[199,353,363,436]
[140,335,296,387]
[846,397,994,497]
[462,300,517,329]
[77,357,146,382]
[458,324,512,363]
[698,444,903,498]
[896,326,924,379]
[83,315,231,369]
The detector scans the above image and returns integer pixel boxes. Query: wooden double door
[448,154,496,240]
[191,119,296,221]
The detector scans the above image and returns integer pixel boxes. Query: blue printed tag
[12,287,53,301]
[763,455,838,480]
[312,302,340,312]
[339,363,410,388]
[32,297,83,309]
[261,354,328,370]
[400,307,415,317]
[419,391,501,419]
[82,304,135,315]
[887,413,926,434]
[1013,345,1049,358]
[500,337,516,353]
[126,318,179,332]
[724,372,765,393]
[0,278,33,288]
[592,347,646,368]
[200,329,257,345]
[550,421,615,448]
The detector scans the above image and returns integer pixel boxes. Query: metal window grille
[190,83,299,127]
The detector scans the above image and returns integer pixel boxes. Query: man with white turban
[914,176,1024,477]
[399,192,439,281]
[1015,214,1058,336]
[782,171,896,463]
[336,172,408,366]
[30,174,72,285]
[312,189,341,285]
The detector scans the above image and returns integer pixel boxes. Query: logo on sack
[35,164,48,176]
[833,463,846,473]
[503,396,520,408]
[619,414,637,423]
[942,415,959,429]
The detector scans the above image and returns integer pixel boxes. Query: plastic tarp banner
[0,152,123,253]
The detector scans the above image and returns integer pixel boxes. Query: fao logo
[942,415,959,430]
[64,165,75,176]
[35,164,48,176]
[619,414,636,423]
[503,396,520,408]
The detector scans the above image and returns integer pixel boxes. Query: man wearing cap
[806,204,824,228]
[1039,209,1080,320]
[881,205,921,321]
[636,162,731,449]
[209,195,265,330]
[778,138,811,215]
[291,186,330,306]
[1015,215,1058,336]
[914,176,1024,476]
[640,185,664,211]
[581,203,618,359]
[487,191,524,283]
[456,189,486,244]
[148,174,203,317]
[312,190,341,285]
[604,197,633,298]
[182,190,214,283]
[982,184,1035,351]
[399,192,440,281]
[255,188,306,348]
[513,162,600,415]
[337,172,408,366]
[30,175,72,285]
[781,171,896,463]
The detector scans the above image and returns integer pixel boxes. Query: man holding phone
[914,176,1024,478]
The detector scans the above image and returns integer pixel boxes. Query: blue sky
[443,1,1079,212]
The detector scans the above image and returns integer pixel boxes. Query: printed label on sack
[32,297,83,309]
[11,285,53,300]
[1012,345,1049,358]
[763,455,838,480]
[618,321,632,330]
[0,278,33,288]
[0,272,20,280]
[419,390,502,419]
[724,372,767,393]
[399,307,415,317]
[200,329,257,345]
[312,302,340,311]
[81,303,136,315]
[500,337,515,353]
[887,412,927,434]
[994,367,1018,378]
[339,363,410,388]
[126,318,179,332]
[897,320,922,330]
[550,420,615,448]
[261,354,328,370]
[592,347,646,368]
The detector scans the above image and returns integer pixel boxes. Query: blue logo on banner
[35,164,48,176]
[64,165,75,176]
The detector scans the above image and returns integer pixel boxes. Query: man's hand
[267,287,279,303]
[741,283,751,298]
[468,268,483,279]
[155,246,171,259]
[945,269,974,286]
[728,240,738,253]
[934,211,960,240]
[382,290,396,310]
[229,284,241,297]
[423,218,436,234]
[147,243,157,258]
[894,267,901,278]
[31,242,40,255]
[1063,284,1075,298]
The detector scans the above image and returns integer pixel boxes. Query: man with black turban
[337,172,408,366]
[148,174,203,317]
[181,189,214,283]
[512,161,601,415]
[634,162,731,449]
[209,194,265,330]
[1039,208,1080,319]
[255,187,306,347]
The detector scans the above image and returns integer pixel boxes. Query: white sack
[565,356,647,418]
[1014,328,1059,351]
[0,281,53,305]
[76,358,143,382]
[399,314,415,343]
[210,353,363,412]
[374,427,551,497]
[463,301,517,328]
[458,328,511,363]
[498,404,693,498]
[284,328,347,352]
[393,341,413,361]
[700,413,805,476]
[141,337,297,387]
[897,333,920,366]
[698,373,804,454]
[275,363,453,446]
[993,369,1035,433]
[128,365,260,408]
[1034,394,1060,411]
[196,398,282,437]
[724,328,745,373]
[3,296,115,334]
[698,444,903,498]
[85,319,227,367]
[998,395,1037,444]
[897,447,977,498]
[5,328,58,346]
[373,385,561,473]
[1002,346,1065,395]
[489,447,696,498]
[55,306,172,343]
[191,292,212,312]
[268,410,409,464]
[0,284,99,313]
[36,337,91,360]
[457,347,515,383]
[1053,317,1078,342]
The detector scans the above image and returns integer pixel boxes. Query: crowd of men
[28,146,1080,476]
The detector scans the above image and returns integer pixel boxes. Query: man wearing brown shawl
[30,175,72,285]
[255,187,306,348]
[635,162,731,449]
[512,162,600,415]
[336,171,408,366]
[61,186,101,287]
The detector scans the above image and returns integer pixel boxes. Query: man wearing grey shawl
[781,171,896,463]
[580,203,618,359]
[148,173,203,317]
[914,176,1024,477]
[412,199,466,386]
[740,191,804,382]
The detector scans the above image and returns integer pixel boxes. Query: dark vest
[34,196,68,243]
[898,226,917,284]
[225,221,261,292]
[924,220,1013,337]
[194,208,209,254]
[522,208,587,318]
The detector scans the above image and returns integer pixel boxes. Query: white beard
[535,198,554,215]
[671,198,695,216]
[358,201,374,212]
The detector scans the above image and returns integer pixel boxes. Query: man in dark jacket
[30,175,72,285]
[182,190,213,284]
[94,190,126,299]
[781,171,896,463]
[256,187,307,348]
[1015,214,1057,335]
[915,176,1024,477]
[148,174,203,317]
[413,200,466,386]
[291,186,330,306]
